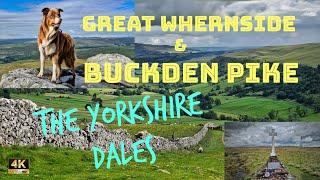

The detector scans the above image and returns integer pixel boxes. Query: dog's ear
[58,8,63,13]
[42,7,50,16]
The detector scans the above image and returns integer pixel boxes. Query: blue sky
[0,0,133,11]
[0,0,62,11]
[0,0,134,39]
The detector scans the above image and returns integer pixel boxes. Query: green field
[225,147,320,180]
[11,91,168,122]
[0,129,224,179]
[10,89,320,122]
[185,75,245,95]
[224,43,320,67]
[212,96,318,120]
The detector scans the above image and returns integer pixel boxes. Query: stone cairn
[0,98,218,152]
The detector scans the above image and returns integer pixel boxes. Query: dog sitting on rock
[37,7,76,84]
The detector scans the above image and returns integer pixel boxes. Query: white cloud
[135,0,320,47]
[135,26,219,47]
[0,0,133,39]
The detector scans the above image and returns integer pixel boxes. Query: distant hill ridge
[224,43,320,67]
[0,37,134,63]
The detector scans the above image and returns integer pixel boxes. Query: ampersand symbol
[175,38,187,52]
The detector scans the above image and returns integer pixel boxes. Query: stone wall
[0,98,218,152]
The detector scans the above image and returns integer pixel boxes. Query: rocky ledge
[0,53,134,89]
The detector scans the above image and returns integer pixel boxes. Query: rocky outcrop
[0,98,217,152]
[0,54,134,89]
[87,53,133,73]
[86,53,134,86]
[0,68,67,88]
[0,68,86,89]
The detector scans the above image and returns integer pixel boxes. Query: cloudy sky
[0,0,319,47]
[0,0,133,39]
[225,122,320,147]
[136,0,320,47]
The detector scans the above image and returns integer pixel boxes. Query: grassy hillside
[212,96,318,120]
[185,75,245,94]
[2,89,226,179]
[224,43,320,67]
[0,129,224,179]
[225,147,320,179]
[9,89,320,122]
[11,91,166,122]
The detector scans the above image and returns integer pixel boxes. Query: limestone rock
[0,98,132,151]
[87,53,134,85]
[0,54,134,89]
[0,68,67,88]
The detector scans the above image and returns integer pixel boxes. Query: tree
[219,114,226,120]
[295,106,307,117]
[214,98,221,106]
[267,109,279,120]
[239,114,249,121]
[314,101,320,113]
[200,95,214,110]
[276,91,287,99]
[121,89,132,95]
[136,89,142,95]
[114,89,121,96]
[262,90,271,97]
[0,89,11,99]
[201,110,217,119]
[92,93,97,101]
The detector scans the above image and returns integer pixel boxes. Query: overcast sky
[0,0,133,39]
[225,122,320,147]
[136,0,320,47]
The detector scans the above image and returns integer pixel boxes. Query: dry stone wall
[0,98,217,152]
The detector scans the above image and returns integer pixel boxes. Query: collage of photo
[0,0,319,179]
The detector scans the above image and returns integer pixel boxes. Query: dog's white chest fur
[42,28,58,56]
[42,41,56,56]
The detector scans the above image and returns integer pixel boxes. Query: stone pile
[136,123,217,150]
[0,98,133,151]
[0,98,217,152]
